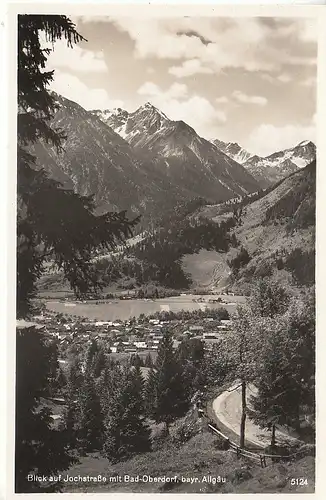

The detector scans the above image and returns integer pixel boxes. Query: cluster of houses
[18,311,233,357]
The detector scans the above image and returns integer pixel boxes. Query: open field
[181,249,231,289]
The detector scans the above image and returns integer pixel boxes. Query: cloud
[232,90,267,106]
[298,18,318,43]
[168,59,214,78]
[41,33,108,73]
[138,81,188,100]
[277,73,292,84]
[246,121,315,156]
[300,76,316,87]
[216,96,229,104]
[137,81,226,137]
[50,70,124,110]
[111,17,317,74]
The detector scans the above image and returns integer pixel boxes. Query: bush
[227,246,251,272]
[229,466,253,484]
[213,436,230,450]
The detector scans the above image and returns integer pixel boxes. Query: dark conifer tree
[76,374,104,453]
[17,15,138,316]
[177,338,205,394]
[144,352,153,368]
[15,327,76,492]
[103,367,151,462]
[16,15,138,490]
[151,332,190,433]
[144,367,157,418]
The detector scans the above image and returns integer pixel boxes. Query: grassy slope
[61,430,314,494]
[195,164,315,292]
[181,249,230,290]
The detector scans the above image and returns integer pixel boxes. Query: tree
[144,352,153,368]
[129,353,143,368]
[247,316,289,448]
[176,338,205,394]
[150,332,189,433]
[16,15,139,488]
[17,14,138,316]
[103,366,151,462]
[144,367,157,417]
[249,289,315,444]
[227,280,291,448]
[15,327,76,492]
[247,277,290,319]
[226,306,259,448]
[203,340,232,388]
[75,374,104,453]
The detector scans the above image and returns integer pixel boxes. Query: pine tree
[177,338,205,393]
[15,327,76,492]
[144,352,153,368]
[144,367,157,418]
[103,367,151,462]
[61,355,83,449]
[249,290,315,444]
[151,332,190,433]
[247,316,289,448]
[17,14,138,316]
[76,374,104,453]
[55,366,67,396]
[129,353,143,368]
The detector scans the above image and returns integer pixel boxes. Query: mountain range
[30,93,315,223]
[211,139,252,164]
[211,138,316,189]
[28,94,260,218]
[91,103,260,202]
[194,159,315,291]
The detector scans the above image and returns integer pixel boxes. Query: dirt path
[212,381,298,448]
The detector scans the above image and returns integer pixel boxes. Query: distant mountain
[92,103,260,202]
[196,160,316,291]
[242,141,316,189]
[30,95,210,219]
[29,95,261,224]
[211,139,252,164]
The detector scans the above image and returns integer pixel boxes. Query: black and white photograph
[11,3,322,495]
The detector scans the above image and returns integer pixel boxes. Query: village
[17,307,233,365]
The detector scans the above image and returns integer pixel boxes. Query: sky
[45,15,317,156]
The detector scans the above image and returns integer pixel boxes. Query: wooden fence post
[236,447,240,458]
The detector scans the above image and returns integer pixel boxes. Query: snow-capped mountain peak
[242,140,316,188]
[211,139,252,164]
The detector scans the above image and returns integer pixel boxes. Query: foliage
[146,307,229,322]
[15,327,76,492]
[283,248,315,286]
[176,338,206,394]
[75,374,104,453]
[17,14,137,316]
[249,288,315,437]
[227,246,251,273]
[264,161,315,230]
[103,366,151,462]
[149,332,190,430]
[247,278,290,318]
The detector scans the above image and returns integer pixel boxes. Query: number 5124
[290,478,308,486]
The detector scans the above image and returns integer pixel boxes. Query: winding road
[212,381,298,448]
